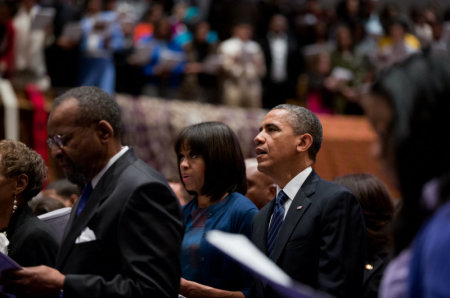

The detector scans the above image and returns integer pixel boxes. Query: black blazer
[55,149,184,298]
[7,205,59,267]
[260,34,302,87]
[251,170,366,298]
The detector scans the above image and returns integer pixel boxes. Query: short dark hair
[174,122,247,201]
[271,104,323,162]
[0,140,47,200]
[53,86,121,137]
[46,178,81,199]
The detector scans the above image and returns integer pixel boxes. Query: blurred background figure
[0,140,58,266]
[139,16,186,98]
[218,21,265,108]
[12,0,53,91]
[42,178,80,207]
[78,0,124,94]
[364,51,450,298]
[32,196,65,216]
[175,121,257,297]
[334,173,395,298]
[245,158,275,209]
[0,0,16,79]
[180,20,220,103]
[376,16,420,71]
[168,178,193,206]
[324,23,367,115]
[260,14,302,109]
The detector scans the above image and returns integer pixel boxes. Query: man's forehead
[262,109,290,125]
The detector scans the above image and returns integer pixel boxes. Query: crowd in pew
[1,0,450,113]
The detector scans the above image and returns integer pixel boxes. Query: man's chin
[66,172,87,187]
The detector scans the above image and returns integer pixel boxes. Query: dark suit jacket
[363,250,391,298]
[251,170,365,298]
[260,34,302,90]
[7,205,59,267]
[55,149,183,298]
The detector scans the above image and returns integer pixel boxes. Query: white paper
[60,22,83,42]
[31,7,56,31]
[38,207,71,244]
[206,230,331,298]
[330,67,353,81]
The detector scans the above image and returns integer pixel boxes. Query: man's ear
[296,133,313,153]
[96,120,114,142]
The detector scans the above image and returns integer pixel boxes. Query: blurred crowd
[1,0,450,113]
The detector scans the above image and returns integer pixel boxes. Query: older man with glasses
[0,86,183,298]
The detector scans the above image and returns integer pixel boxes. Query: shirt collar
[91,146,129,188]
[277,166,313,201]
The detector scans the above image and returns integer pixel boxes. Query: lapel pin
[296,205,303,210]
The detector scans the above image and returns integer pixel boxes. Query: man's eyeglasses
[46,135,65,149]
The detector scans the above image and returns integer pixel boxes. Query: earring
[12,194,17,214]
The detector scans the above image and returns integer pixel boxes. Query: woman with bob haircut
[175,121,258,298]
[0,140,58,266]
[334,173,395,298]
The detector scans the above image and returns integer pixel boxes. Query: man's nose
[254,131,264,145]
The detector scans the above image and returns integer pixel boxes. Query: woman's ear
[15,173,29,196]
[296,133,313,153]
[96,120,114,142]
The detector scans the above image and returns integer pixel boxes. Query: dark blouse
[6,204,59,267]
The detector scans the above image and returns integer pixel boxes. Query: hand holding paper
[206,230,331,298]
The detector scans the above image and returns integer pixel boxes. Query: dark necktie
[267,190,288,256]
[77,182,93,216]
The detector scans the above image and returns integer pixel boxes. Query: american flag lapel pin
[296,205,303,210]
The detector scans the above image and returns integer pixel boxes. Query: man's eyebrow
[264,123,280,130]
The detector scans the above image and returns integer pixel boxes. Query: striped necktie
[267,190,288,256]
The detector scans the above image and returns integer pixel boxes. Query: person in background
[180,20,220,103]
[376,16,420,72]
[168,178,193,206]
[0,0,16,79]
[32,196,66,216]
[260,14,302,109]
[0,140,58,267]
[364,51,450,298]
[251,104,365,297]
[324,23,367,115]
[0,86,183,297]
[78,0,124,94]
[175,121,258,298]
[140,16,186,98]
[218,21,266,108]
[245,158,275,209]
[334,173,395,298]
[12,0,52,90]
[42,178,80,207]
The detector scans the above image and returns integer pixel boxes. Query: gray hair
[53,86,122,137]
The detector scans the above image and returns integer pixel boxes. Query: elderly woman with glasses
[0,140,58,266]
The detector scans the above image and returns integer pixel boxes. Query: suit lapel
[270,170,319,263]
[55,149,138,269]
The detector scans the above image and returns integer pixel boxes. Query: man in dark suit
[1,86,183,297]
[251,104,365,298]
[260,15,303,109]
